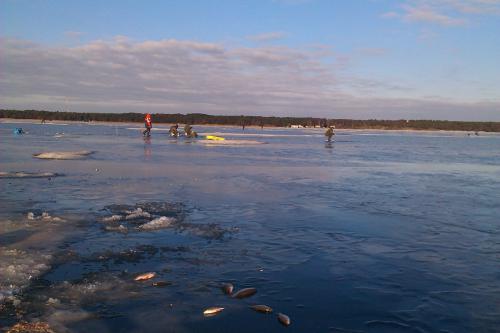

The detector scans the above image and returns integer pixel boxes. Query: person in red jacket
[143,113,152,137]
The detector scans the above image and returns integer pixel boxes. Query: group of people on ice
[142,113,335,141]
[142,113,198,138]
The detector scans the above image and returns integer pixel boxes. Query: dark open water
[1,121,499,332]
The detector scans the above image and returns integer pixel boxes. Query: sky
[1,0,499,120]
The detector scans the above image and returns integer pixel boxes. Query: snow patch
[102,215,123,222]
[138,216,176,230]
[125,208,151,220]
[26,212,64,222]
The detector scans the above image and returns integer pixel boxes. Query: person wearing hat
[325,125,335,142]
[143,113,152,137]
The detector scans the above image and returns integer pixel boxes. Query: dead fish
[152,281,171,287]
[203,307,224,317]
[250,304,273,313]
[232,287,257,299]
[278,313,291,326]
[134,272,156,281]
[221,283,234,295]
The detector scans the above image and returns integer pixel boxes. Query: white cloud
[247,31,288,42]
[64,31,85,39]
[402,5,467,25]
[0,37,498,120]
[381,11,400,18]
[383,0,500,26]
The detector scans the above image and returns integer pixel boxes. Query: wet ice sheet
[1,122,500,332]
[0,172,60,179]
[198,139,265,145]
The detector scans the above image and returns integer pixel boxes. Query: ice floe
[125,208,151,220]
[33,150,94,160]
[138,216,176,230]
[101,202,234,239]
[102,214,122,222]
[26,212,64,222]
[0,172,60,179]
[104,224,128,233]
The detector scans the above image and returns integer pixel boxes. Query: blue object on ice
[14,128,24,135]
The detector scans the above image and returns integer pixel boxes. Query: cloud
[247,31,288,42]
[444,0,500,15]
[64,31,85,39]
[356,48,388,57]
[0,37,498,120]
[402,5,467,25]
[381,11,400,18]
[383,0,500,26]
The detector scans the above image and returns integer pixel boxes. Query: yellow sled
[206,135,225,141]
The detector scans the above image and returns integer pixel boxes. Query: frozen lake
[1,121,500,332]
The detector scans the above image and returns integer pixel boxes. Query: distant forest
[1,109,499,132]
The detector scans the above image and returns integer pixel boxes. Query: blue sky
[1,0,499,120]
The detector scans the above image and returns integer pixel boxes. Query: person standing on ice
[143,113,152,137]
[325,125,335,142]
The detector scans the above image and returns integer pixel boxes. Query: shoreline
[1,118,498,134]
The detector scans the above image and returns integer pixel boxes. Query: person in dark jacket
[169,124,179,137]
[325,125,335,142]
[184,124,197,138]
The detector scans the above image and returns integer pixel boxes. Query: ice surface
[1,122,499,332]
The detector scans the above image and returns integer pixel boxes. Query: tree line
[1,109,499,132]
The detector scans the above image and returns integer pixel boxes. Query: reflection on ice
[198,139,265,146]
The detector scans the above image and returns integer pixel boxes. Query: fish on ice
[278,313,291,326]
[134,272,156,281]
[203,307,224,317]
[232,287,257,299]
[221,283,234,295]
[250,305,273,313]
